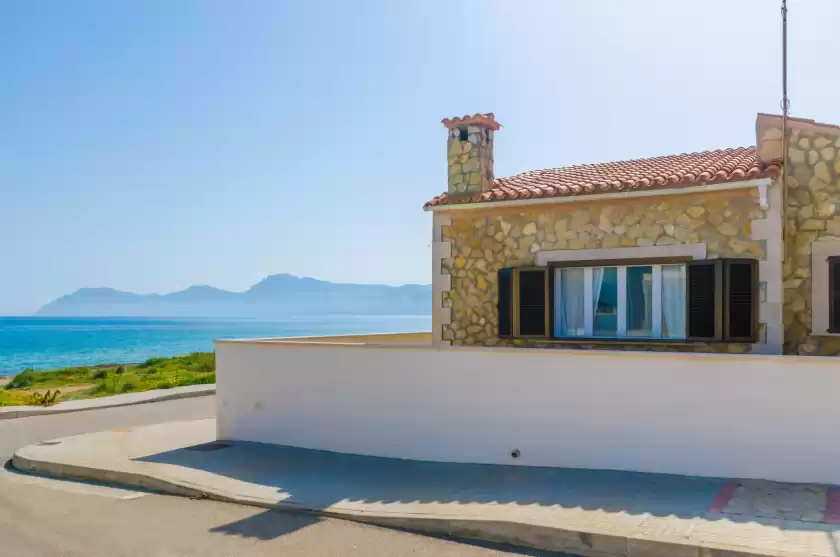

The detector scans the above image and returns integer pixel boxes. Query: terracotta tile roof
[441,113,501,131]
[425,147,780,208]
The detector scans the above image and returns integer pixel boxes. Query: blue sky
[2,0,838,315]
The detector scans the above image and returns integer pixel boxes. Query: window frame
[548,257,690,342]
[497,257,758,345]
[497,268,514,338]
[809,240,840,336]
[829,256,840,334]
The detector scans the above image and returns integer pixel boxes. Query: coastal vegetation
[0,352,215,406]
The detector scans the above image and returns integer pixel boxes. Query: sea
[0,315,432,377]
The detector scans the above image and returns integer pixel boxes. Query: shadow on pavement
[210,509,323,540]
[137,441,840,535]
[210,507,570,554]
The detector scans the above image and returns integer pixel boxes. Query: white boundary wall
[216,338,840,484]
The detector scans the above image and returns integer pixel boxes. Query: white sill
[811,331,840,337]
[554,335,687,341]
[545,337,691,344]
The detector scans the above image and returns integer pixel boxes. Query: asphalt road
[0,397,562,557]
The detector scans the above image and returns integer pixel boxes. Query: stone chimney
[442,113,500,196]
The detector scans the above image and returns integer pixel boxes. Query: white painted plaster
[757,182,769,210]
[250,332,433,344]
[536,243,706,266]
[749,182,784,354]
[217,339,840,485]
[432,213,452,345]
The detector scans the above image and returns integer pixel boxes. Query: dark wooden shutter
[497,268,513,337]
[516,269,548,336]
[724,259,758,342]
[687,260,723,341]
[830,257,840,333]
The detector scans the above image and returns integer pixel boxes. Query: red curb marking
[825,488,840,524]
[708,481,739,513]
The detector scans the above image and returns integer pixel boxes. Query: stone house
[425,112,840,356]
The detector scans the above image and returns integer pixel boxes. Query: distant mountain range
[36,274,432,317]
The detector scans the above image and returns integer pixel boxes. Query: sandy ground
[0,377,95,395]
[23,384,96,395]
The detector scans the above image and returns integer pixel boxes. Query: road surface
[0,396,559,556]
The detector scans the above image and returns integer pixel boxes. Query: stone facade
[431,112,840,356]
[759,120,840,355]
[447,125,494,196]
[439,191,766,352]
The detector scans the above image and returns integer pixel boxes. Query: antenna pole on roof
[781,0,790,265]
[782,0,789,118]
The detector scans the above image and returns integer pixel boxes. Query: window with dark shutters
[724,259,758,342]
[687,260,723,341]
[516,269,548,336]
[492,258,758,344]
[497,268,513,337]
[829,257,840,333]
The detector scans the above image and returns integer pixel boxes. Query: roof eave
[423,177,774,212]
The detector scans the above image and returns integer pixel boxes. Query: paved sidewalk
[0,384,215,419]
[13,419,840,557]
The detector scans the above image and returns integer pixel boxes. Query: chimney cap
[442,113,501,131]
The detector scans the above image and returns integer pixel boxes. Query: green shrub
[0,389,30,406]
[39,367,91,384]
[137,357,166,370]
[92,369,108,380]
[89,382,111,395]
[120,376,140,392]
[193,353,215,373]
[6,369,36,389]
[115,365,126,375]
[92,375,123,395]
[178,372,216,386]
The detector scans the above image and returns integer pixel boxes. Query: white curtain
[555,269,584,336]
[591,267,604,326]
[662,265,686,338]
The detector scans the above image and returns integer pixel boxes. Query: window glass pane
[662,264,687,339]
[593,267,617,337]
[554,268,585,337]
[626,266,653,337]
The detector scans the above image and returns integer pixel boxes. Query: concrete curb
[11,447,783,557]
[0,385,215,420]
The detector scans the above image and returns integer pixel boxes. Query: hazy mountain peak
[37,274,431,318]
[75,287,126,294]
